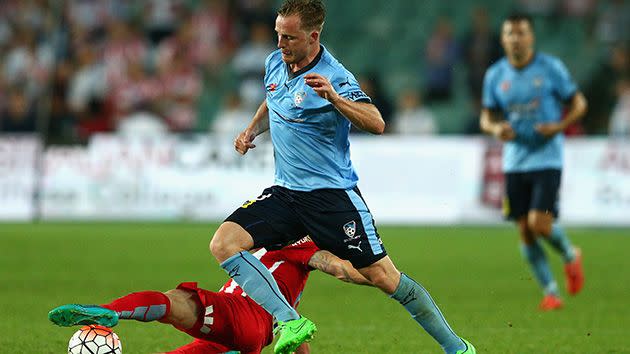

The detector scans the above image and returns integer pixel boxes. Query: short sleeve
[549,57,577,101]
[332,71,371,103]
[482,68,499,110]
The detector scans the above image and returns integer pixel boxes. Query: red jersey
[170,238,318,354]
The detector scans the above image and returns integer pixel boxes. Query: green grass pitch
[1,223,629,353]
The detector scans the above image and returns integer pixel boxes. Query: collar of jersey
[286,45,324,80]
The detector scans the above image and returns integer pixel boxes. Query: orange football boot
[539,294,563,311]
[565,247,584,295]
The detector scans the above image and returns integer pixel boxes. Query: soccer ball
[68,325,122,354]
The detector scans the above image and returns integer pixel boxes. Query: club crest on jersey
[533,77,543,87]
[343,221,356,238]
[294,91,306,106]
[501,81,511,92]
[266,83,278,92]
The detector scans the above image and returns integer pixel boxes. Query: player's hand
[234,129,256,155]
[304,73,340,102]
[493,122,516,141]
[535,122,564,138]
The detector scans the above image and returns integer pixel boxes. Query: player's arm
[304,73,385,134]
[480,108,515,141]
[234,100,270,155]
[535,92,588,137]
[308,250,373,286]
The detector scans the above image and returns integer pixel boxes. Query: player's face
[275,15,316,66]
[501,20,535,61]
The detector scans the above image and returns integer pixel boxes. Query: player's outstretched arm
[308,250,373,286]
[304,73,385,134]
[235,100,270,155]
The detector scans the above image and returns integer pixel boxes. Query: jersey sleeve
[332,70,371,103]
[482,67,499,110]
[549,57,578,102]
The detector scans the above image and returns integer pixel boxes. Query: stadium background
[1,0,630,353]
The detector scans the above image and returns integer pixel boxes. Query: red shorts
[169,282,274,354]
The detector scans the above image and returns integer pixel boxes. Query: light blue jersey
[482,53,578,173]
[264,45,371,191]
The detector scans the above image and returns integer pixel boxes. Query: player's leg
[505,171,561,309]
[528,169,583,295]
[49,290,173,327]
[359,257,472,354]
[171,282,271,354]
[516,216,562,310]
[300,187,473,354]
[210,187,316,354]
[210,188,303,323]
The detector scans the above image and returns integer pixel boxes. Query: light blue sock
[391,273,465,354]
[544,224,576,263]
[520,241,558,296]
[221,251,299,322]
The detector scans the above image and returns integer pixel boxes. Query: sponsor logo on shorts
[347,241,363,253]
[343,221,356,238]
[343,220,363,252]
[242,193,272,209]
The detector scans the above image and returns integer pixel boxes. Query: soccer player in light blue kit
[480,13,587,311]
[209,1,475,353]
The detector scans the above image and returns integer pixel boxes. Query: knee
[209,230,232,263]
[517,219,535,244]
[163,289,197,329]
[209,222,253,263]
[360,265,400,294]
[371,273,398,294]
[527,215,552,236]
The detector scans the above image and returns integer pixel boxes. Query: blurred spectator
[109,61,162,125]
[358,73,394,131]
[144,0,185,45]
[103,20,149,88]
[65,0,111,38]
[232,21,275,110]
[47,59,77,144]
[3,26,54,97]
[232,0,276,34]
[211,92,253,138]
[155,9,235,78]
[559,0,597,18]
[461,7,503,101]
[517,0,558,18]
[66,44,107,118]
[156,49,202,132]
[423,16,458,103]
[0,13,13,51]
[609,76,630,137]
[594,0,630,45]
[66,42,114,142]
[189,0,237,75]
[391,89,437,135]
[583,44,629,134]
[10,0,48,32]
[0,86,37,132]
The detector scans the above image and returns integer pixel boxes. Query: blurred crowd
[0,0,628,143]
